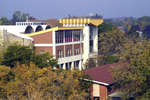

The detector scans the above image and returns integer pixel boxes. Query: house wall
[35,47,53,55]
[90,84,108,100]
[32,32,52,44]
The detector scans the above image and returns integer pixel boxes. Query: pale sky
[0,0,150,19]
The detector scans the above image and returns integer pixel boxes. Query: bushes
[1,44,57,68]
[1,44,33,67]
[32,52,58,68]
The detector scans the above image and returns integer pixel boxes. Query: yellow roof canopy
[59,18,104,26]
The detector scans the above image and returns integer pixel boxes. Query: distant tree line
[105,16,150,39]
[0,11,35,25]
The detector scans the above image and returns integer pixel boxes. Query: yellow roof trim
[25,27,84,37]
[59,18,104,26]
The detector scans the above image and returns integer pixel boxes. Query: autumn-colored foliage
[0,63,89,100]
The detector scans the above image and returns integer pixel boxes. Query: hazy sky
[0,0,150,19]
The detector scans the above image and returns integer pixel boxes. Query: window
[66,63,71,70]
[73,30,80,41]
[57,50,63,58]
[65,30,72,42]
[56,31,64,44]
[90,40,93,53]
[74,60,79,69]
[59,64,63,69]
[40,50,45,54]
[90,27,94,40]
[66,48,71,57]
[74,48,80,55]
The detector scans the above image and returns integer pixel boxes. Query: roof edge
[83,79,110,86]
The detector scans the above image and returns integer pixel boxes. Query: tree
[98,22,117,33]
[112,40,150,99]
[0,17,10,25]
[1,44,33,67]
[11,11,29,24]
[97,29,125,65]
[0,64,90,100]
[32,52,58,68]
[1,44,58,69]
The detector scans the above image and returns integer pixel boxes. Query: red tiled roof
[84,62,124,85]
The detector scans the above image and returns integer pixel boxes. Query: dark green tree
[32,52,58,68]
[11,11,30,24]
[1,44,33,67]
[0,17,10,25]
[98,22,117,33]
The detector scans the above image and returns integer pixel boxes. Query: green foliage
[98,29,125,55]
[32,52,58,68]
[97,29,125,66]
[98,22,117,33]
[1,44,33,67]
[1,44,58,69]
[104,55,119,65]
[0,17,10,25]
[84,58,96,69]
[112,40,150,99]
[138,16,150,27]
[11,11,30,24]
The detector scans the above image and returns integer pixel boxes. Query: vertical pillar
[52,31,56,58]
[63,30,66,57]
[93,27,98,55]
[82,25,90,65]
[71,62,74,70]
[63,63,66,70]
[79,60,82,70]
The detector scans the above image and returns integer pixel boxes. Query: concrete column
[71,62,74,70]
[82,25,90,65]
[63,63,66,70]
[52,31,56,58]
[79,60,82,70]
[93,27,98,55]
[63,31,66,57]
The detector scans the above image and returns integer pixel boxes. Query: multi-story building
[24,18,103,70]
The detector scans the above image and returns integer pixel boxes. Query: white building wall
[93,26,98,54]
[52,31,56,58]
[82,25,90,64]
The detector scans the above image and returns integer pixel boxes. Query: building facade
[25,18,103,70]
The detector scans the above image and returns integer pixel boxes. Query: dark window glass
[73,30,80,41]
[57,50,63,58]
[90,40,93,53]
[56,31,64,44]
[74,48,80,55]
[66,48,71,57]
[65,30,72,42]
[74,60,79,69]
